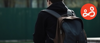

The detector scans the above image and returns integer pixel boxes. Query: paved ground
[0,38,100,43]
[0,42,34,43]
[0,41,100,43]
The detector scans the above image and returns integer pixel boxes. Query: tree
[42,0,45,8]
[4,0,8,7]
[37,0,39,8]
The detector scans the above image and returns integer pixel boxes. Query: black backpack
[42,9,87,43]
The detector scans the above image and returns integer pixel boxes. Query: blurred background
[0,0,100,43]
[0,0,100,8]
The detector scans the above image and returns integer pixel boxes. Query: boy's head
[47,0,63,7]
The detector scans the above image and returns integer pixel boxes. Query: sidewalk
[0,38,100,43]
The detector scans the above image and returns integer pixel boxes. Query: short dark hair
[48,0,63,3]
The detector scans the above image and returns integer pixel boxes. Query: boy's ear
[49,0,52,4]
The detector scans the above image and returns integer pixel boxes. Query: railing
[87,37,100,43]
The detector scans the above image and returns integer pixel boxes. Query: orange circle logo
[81,3,97,20]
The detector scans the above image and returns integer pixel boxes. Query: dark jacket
[33,1,68,43]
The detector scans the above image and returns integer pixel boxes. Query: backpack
[42,9,87,43]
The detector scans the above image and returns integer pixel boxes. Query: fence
[0,8,100,40]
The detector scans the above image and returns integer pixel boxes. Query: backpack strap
[42,9,61,18]
[42,9,76,18]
